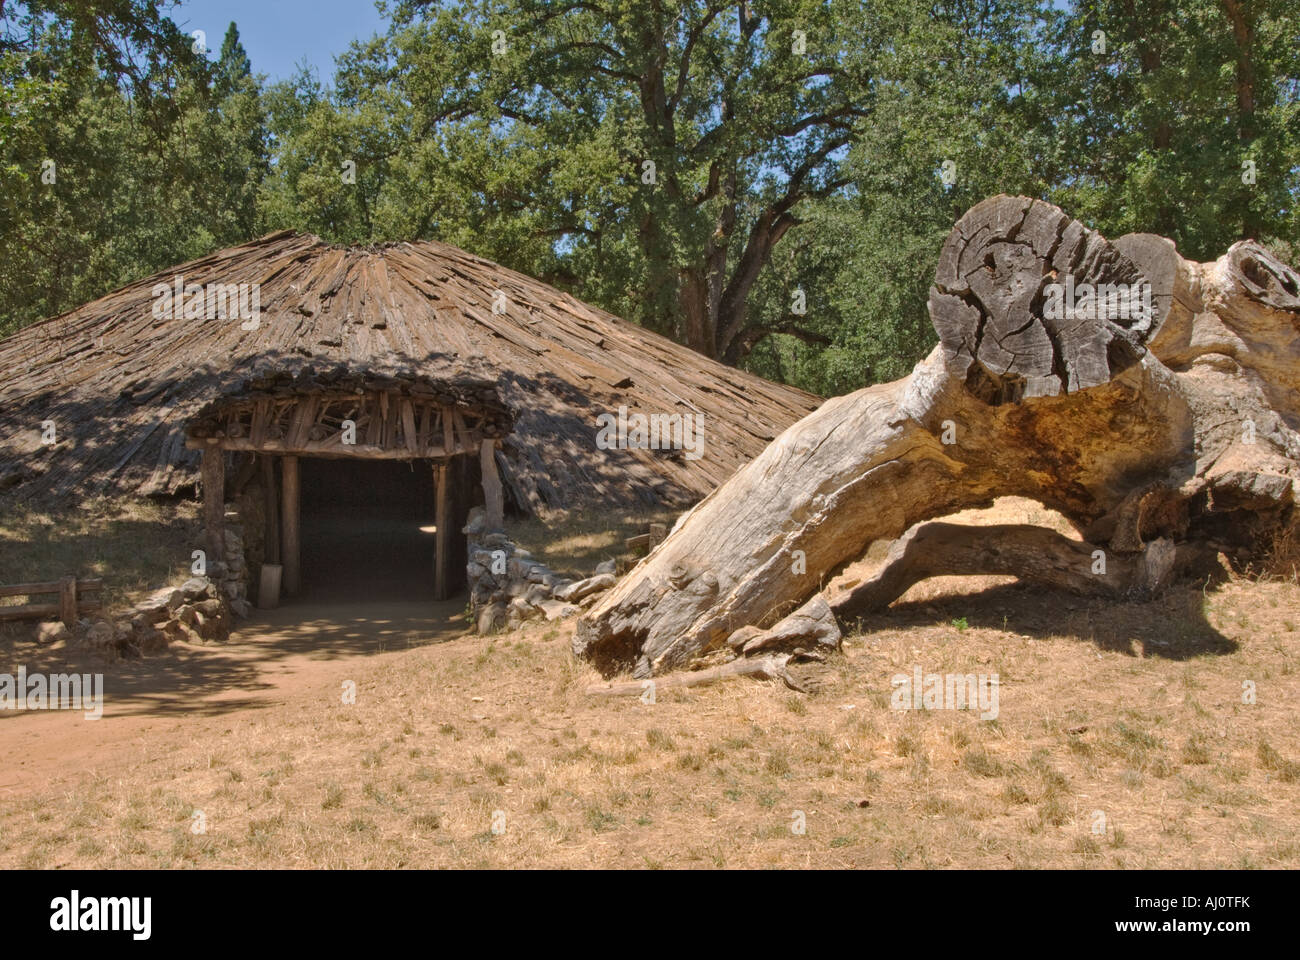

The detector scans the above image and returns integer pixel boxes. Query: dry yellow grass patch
[2,565,1297,869]
[0,496,200,637]
[507,506,680,579]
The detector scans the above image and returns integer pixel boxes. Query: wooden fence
[0,577,103,625]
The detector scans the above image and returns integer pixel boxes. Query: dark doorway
[298,458,438,602]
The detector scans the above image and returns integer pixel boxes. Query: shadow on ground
[850,579,1237,660]
[0,598,471,721]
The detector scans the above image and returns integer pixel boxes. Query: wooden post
[201,443,226,563]
[442,406,455,455]
[480,439,504,531]
[58,576,77,626]
[262,455,280,564]
[282,455,301,595]
[434,461,450,600]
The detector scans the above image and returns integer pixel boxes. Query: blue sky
[171,0,390,82]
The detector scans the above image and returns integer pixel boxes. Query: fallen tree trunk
[576,196,1300,677]
[828,522,1175,618]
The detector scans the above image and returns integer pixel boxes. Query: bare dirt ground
[0,600,468,800]
[1,499,1297,869]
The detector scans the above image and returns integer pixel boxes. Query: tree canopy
[3,0,1296,393]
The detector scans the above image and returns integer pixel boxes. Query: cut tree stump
[576,195,1300,677]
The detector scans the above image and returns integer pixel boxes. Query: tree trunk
[828,522,1176,618]
[575,195,1300,677]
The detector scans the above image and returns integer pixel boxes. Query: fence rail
[0,577,103,624]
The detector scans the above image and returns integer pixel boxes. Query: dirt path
[0,600,470,800]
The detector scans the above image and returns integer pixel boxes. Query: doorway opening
[295,457,478,602]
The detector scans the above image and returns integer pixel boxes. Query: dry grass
[2,573,1297,869]
[0,496,200,641]
[2,495,1297,868]
[506,506,680,578]
[1262,512,1300,583]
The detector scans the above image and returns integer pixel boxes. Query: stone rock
[536,599,580,622]
[134,624,169,655]
[508,596,539,619]
[477,601,508,634]
[195,598,225,618]
[34,621,70,645]
[525,583,551,605]
[554,573,616,602]
[85,620,116,649]
[463,506,487,536]
[228,597,252,619]
[163,618,203,645]
[595,558,617,576]
[196,612,225,642]
[179,577,213,601]
[136,587,182,622]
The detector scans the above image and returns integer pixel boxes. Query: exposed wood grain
[585,654,807,696]
[201,444,226,563]
[578,196,1300,677]
[281,455,301,595]
[434,461,450,600]
[480,439,504,531]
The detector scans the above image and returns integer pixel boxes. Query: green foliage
[1,0,1296,397]
[0,5,268,335]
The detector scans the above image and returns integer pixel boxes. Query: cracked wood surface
[577,195,1300,678]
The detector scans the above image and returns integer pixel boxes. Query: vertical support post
[442,405,455,455]
[58,576,77,627]
[262,454,280,565]
[480,438,504,532]
[282,455,301,595]
[434,460,450,601]
[201,442,226,564]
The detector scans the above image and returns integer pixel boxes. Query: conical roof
[0,231,819,510]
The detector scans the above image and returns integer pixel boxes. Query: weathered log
[576,196,1300,677]
[829,522,1175,618]
[584,653,807,696]
[932,196,1152,400]
[726,594,842,656]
